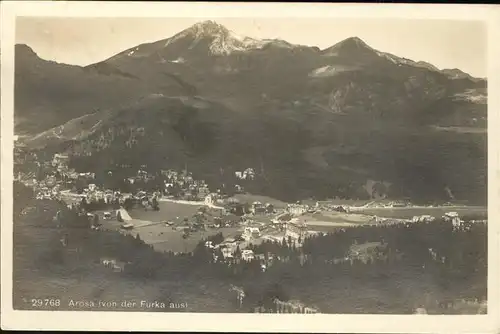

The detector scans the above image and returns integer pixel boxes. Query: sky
[16,17,487,78]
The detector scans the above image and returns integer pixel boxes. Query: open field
[357,206,487,219]
[302,198,375,207]
[98,202,242,253]
[129,201,202,224]
[130,225,241,253]
[100,220,241,254]
[297,211,373,228]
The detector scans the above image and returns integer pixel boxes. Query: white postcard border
[1,2,499,332]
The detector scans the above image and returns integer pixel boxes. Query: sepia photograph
[1,2,499,332]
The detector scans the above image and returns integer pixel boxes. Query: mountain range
[14,20,487,204]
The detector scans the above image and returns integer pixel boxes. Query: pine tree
[235,245,242,259]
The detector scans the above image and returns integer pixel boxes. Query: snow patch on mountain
[309,65,356,77]
[170,57,186,64]
[376,51,440,72]
[163,20,300,55]
[453,89,487,104]
[126,47,140,57]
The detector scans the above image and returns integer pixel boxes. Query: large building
[243,227,261,240]
[205,193,218,206]
[285,221,308,241]
[52,153,69,168]
[286,204,307,216]
[242,250,255,262]
[250,201,266,214]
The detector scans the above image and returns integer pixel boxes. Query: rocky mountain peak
[185,20,231,39]
[322,36,376,57]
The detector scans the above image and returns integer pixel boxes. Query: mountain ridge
[14,20,487,204]
[17,21,483,80]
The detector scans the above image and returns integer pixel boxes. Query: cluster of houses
[243,226,261,240]
[411,215,436,223]
[34,183,62,200]
[249,201,275,215]
[99,257,127,272]
[284,221,308,243]
[203,214,314,266]
[161,169,211,200]
[205,222,316,269]
[126,166,156,184]
[441,211,486,231]
[207,237,275,272]
[257,298,320,314]
[370,216,412,225]
[52,153,70,173]
[50,154,97,183]
[286,203,309,215]
[77,184,124,206]
[235,168,256,180]
[284,202,350,216]
[22,152,97,195]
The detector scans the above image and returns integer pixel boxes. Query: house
[205,193,218,206]
[254,253,266,261]
[220,246,234,259]
[273,213,293,224]
[286,204,307,216]
[218,240,239,253]
[100,257,126,272]
[251,201,266,214]
[285,222,308,241]
[198,185,210,197]
[101,257,116,267]
[52,153,69,167]
[120,223,134,230]
[265,203,275,213]
[243,168,256,180]
[225,203,245,216]
[443,212,461,225]
[391,201,408,208]
[160,169,172,177]
[412,215,435,223]
[57,164,69,173]
[79,172,95,180]
[242,249,255,262]
[333,205,349,213]
[68,171,79,180]
[112,262,126,272]
[243,227,261,240]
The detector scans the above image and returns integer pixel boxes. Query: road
[159,197,224,210]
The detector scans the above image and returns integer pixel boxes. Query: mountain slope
[15,21,487,204]
[14,44,196,135]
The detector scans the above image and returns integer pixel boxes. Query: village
[14,147,482,271]
[12,141,489,315]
